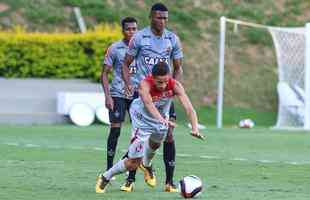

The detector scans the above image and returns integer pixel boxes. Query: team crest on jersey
[144,57,169,65]
[165,47,172,53]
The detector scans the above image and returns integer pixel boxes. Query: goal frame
[216,16,310,130]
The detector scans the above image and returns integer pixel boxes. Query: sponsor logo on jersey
[144,57,169,66]
[142,35,151,39]
[152,90,174,102]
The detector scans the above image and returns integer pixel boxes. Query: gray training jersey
[127,26,183,89]
[104,40,136,99]
[130,76,176,134]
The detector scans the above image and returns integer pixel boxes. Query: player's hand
[105,95,114,110]
[160,119,176,128]
[168,120,176,128]
[190,130,205,140]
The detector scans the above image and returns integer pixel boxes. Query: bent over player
[96,62,204,194]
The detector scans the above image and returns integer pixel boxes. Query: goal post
[304,23,310,129]
[216,17,310,130]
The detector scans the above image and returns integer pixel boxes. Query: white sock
[103,159,126,180]
[142,139,157,167]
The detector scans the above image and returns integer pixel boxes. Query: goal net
[217,17,310,130]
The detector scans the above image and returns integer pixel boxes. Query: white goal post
[216,16,310,130]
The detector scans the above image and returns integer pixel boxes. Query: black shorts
[169,101,176,120]
[109,97,133,123]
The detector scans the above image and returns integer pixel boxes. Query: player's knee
[108,127,121,139]
[125,158,141,171]
[165,129,175,143]
[149,140,161,150]
[110,123,121,128]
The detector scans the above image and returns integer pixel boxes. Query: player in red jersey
[96,62,204,194]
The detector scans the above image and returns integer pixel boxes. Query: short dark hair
[150,2,168,12]
[152,62,170,76]
[121,17,137,30]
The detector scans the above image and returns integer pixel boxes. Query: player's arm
[101,65,114,110]
[139,80,175,127]
[172,35,183,81]
[122,53,134,91]
[172,58,183,81]
[122,34,139,95]
[174,81,204,139]
[101,46,115,110]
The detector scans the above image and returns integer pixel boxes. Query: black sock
[163,141,176,184]
[127,170,137,182]
[106,127,121,170]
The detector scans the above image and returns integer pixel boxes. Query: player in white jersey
[101,17,137,173]
[121,2,183,192]
[96,62,204,194]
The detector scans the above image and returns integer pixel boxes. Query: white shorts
[128,128,166,158]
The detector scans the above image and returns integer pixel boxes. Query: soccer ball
[179,175,203,198]
[238,118,255,128]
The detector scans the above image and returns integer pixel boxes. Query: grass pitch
[0,124,310,200]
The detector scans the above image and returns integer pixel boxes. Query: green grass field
[1,124,310,200]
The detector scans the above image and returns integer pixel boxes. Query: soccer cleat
[164,183,178,192]
[139,164,156,187]
[120,180,134,192]
[95,174,110,193]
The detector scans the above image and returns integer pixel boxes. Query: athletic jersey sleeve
[103,44,116,68]
[171,34,183,60]
[127,33,141,57]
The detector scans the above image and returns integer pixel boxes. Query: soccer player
[121,2,183,192]
[96,62,204,194]
[101,17,138,174]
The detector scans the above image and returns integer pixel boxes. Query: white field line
[2,142,310,166]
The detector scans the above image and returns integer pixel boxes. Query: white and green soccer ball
[238,118,255,128]
[179,175,203,198]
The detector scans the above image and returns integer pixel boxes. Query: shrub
[0,24,122,81]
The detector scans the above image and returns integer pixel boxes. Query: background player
[101,17,137,174]
[121,2,183,192]
[96,62,204,194]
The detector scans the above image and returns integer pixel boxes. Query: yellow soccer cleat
[95,174,110,193]
[120,180,134,192]
[139,164,156,187]
[164,183,178,192]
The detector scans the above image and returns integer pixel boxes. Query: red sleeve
[168,78,176,90]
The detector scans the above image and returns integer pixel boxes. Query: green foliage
[244,29,272,46]
[0,26,121,81]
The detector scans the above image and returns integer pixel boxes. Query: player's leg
[120,98,138,192]
[163,102,177,192]
[96,157,141,193]
[139,132,164,187]
[96,131,144,193]
[106,97,126,170]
